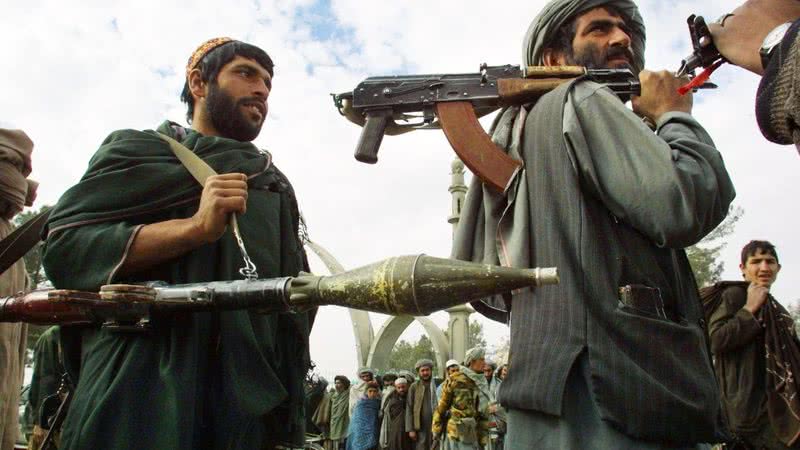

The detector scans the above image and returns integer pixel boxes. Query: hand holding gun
[676,15,724,78]
[0,255,559,330]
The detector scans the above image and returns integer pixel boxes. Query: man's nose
[609,26,631,49]
[253,80,269,99]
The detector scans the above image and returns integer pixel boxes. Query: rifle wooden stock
[523,66,587,78]
[497,78,573,106]
[436,102,522,192]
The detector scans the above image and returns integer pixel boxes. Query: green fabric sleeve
[43,221,141,291]
[563,82,736,249]
[28,326,62,414]
[709,289,764,354]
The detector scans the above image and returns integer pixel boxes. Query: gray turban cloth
[414,359,434,371]
[452,0,644,316]
[398,370,415,383]
[522,0,645,72]
[358,367,375,376]
[464,347,486,366]
[0,129,38,220]
[394,377,408,386]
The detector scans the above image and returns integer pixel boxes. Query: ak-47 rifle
[0,255,558,330]
[333,64,714,193]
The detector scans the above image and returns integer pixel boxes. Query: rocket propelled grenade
[0,255,558,331]
[289,254,558,315]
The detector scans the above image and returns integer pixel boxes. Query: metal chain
[231,215,258,281]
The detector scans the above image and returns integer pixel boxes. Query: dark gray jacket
[454,80,735,443]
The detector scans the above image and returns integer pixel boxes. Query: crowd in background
[311,347,507,450]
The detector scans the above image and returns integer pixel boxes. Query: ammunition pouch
[456,417,478,444]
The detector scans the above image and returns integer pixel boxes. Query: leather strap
[157,133,258,279]
[0,208,51,277]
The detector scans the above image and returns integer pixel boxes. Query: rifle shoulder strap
[156,132,257,279]
[157,132,217,185]
[0,207,51,277]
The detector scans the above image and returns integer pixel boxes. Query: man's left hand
[708,0,800,75]
[632,70,693,123]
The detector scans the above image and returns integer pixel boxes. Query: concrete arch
[305,240,374,368]
[366,315,449,373]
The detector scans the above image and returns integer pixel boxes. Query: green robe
[41,121,313,450]
[28,326,63,421]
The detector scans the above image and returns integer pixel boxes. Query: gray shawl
[452,0,645,322]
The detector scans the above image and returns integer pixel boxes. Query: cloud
[2,0,798,378]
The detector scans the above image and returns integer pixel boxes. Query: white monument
[305,156,474,372]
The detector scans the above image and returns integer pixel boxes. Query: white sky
[1,0,797,380]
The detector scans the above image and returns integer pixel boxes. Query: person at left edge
[0,128,36,450]
[40,38,314,450]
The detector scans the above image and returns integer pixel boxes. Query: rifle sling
[156,133,245,251]
[156,133,257,279]
[0,208,51,277]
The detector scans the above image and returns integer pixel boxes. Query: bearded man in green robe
[41,38,314,450]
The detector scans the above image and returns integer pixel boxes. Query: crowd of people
[0,0,799,449]
[312,348,508,450]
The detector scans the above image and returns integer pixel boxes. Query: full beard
[566,44,637,102]
[567,43,636,74]
[206,82,264,142]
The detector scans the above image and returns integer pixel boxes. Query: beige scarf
[0,129,37,219]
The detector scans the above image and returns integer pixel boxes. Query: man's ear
[739,263,746,278]
[542,48,567,67]
[187,68,206,101]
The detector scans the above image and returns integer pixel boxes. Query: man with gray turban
[453,0,735,447]
[405,359,437,450]
[0,128,35,450]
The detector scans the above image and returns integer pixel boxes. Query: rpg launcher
[333,64,714,193]
[0,255,558,332]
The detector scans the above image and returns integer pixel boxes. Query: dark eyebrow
[231,62,272,89]
[583,18,629,35]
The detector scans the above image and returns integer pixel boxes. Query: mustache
[237,96,263,106]
[606,46,634,63]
